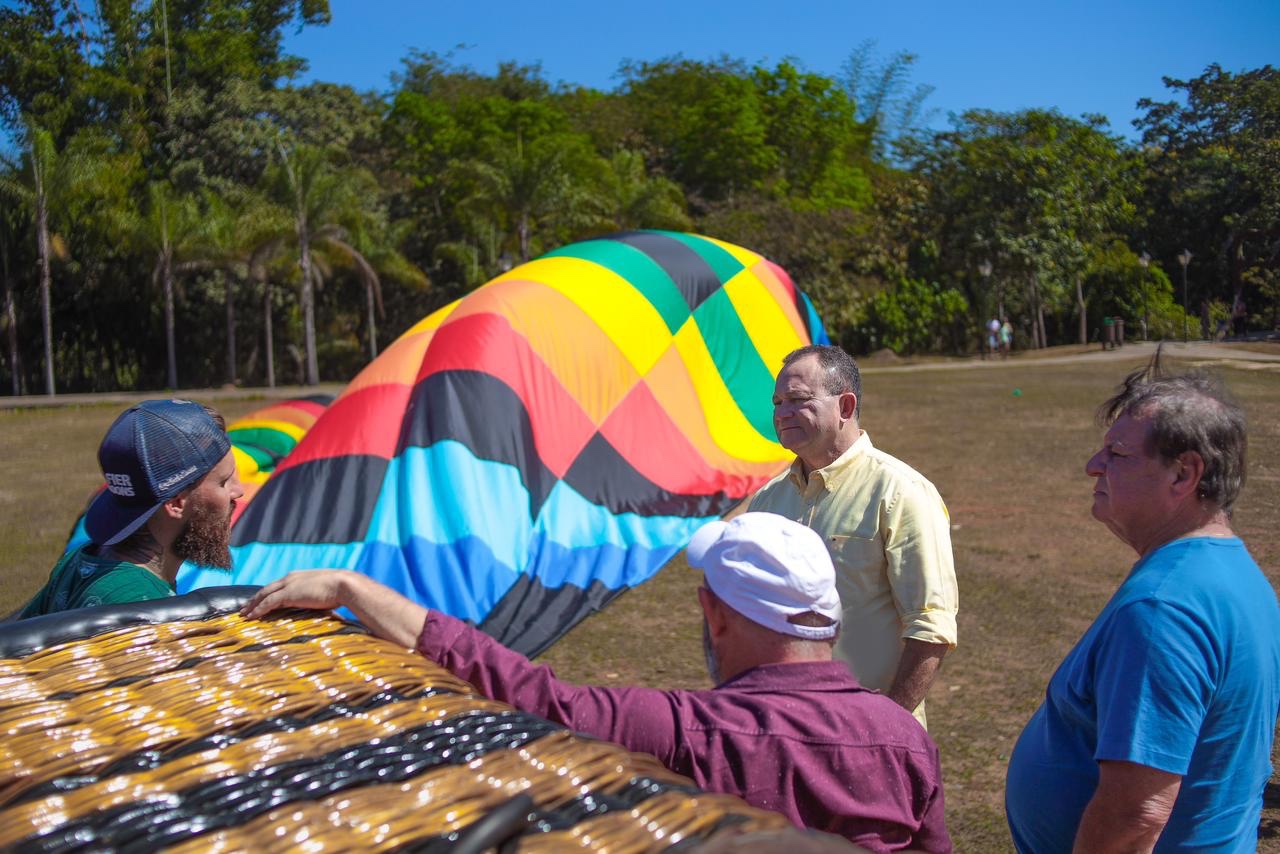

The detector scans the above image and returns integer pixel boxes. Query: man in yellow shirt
[748,345,957,727]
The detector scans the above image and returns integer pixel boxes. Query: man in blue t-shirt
[1006,355,1280,852]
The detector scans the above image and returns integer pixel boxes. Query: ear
[839,391,858,422]
[158,491,189,522]
[698,587,730,638]
[1171,450,1206,501]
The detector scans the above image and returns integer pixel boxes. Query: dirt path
[862,340,1280,374]
[2,342,1275,410]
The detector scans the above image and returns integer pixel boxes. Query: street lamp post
[979,260,996,317]
[1176,249,1192,343]
[1137,251,1150,341]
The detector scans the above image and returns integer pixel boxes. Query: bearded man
[17,399,243,617]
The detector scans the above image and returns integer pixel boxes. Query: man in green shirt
[18,399,244,618]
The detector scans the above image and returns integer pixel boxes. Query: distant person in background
[748,345,958,728]
[1231,296,1247,337]
[1200,300,1212,340]
[242,512,953,851]
[986,317,1000,359]
[15,400,242,618]
[999,318,1013,357]
[1006,355,1280,852]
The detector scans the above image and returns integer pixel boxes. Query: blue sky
[283,0,1278,140]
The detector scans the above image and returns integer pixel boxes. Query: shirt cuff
[900,610,958,649]
[415,609,471,660]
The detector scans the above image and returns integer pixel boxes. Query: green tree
[304,214,426,362]
[115,181,210,389]
[0,0,333,146]
[453,131,606,263]
[0,196,25,395]
[0,121,104,394]
[193,188,292,383]
[618,57,778,204]
[909,109,1138,348]
[381,54,581,294]
[1083,240,1185,341]
[339,218,427,361]
[753,60,872,207]
[1135,64,1280,318]
[0,0,97,136]
[841,41,936,160]
[268,142,330,385]
[858,275,969,355]
[599,150,691,231]
[267,142,423,383]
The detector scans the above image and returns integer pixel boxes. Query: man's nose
[1085,450,1105,477]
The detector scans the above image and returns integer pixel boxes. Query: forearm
[886,638,947,712]
[1074,799,1169,853]
[421,610,574,717]
[1073,762,1179,853]
[337,572,428,648]
[419,611,682,765]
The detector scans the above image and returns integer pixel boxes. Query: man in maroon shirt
[242,513,951,852]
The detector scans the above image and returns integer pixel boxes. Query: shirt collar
[714,660,870,694]
[787,431,873,493]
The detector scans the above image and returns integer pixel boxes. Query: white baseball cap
[686,512,840,640]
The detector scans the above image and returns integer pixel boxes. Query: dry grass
[1,359,1277,850]
[542,356,1280,851]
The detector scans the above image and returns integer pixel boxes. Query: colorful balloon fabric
[185,231,829,656]
[225,395,333,525]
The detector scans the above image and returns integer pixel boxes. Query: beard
[702,619,721,685]
[172,491,234,570]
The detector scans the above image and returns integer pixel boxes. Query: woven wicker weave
[0,606,795,851]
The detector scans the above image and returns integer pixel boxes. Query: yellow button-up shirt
[748,431,958,726]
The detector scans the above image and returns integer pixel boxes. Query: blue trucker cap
[84,399,231,546]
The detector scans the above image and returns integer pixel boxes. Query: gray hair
[1098,350,1247,514]
[782,345,862,420]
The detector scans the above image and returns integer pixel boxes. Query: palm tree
[0,200,23,396]
[250,237,288,388]
[433,212,507,297]
[317,217,426,361]
[198,191,291,385]
[267,144,426,380]
[268,144,346,385]
[456,133,607,263]
[116,181,204,389]
[0,121,97,395]
[602,150,692,231]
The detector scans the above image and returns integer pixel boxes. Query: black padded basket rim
[0,586,354,659]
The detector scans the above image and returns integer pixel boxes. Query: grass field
[1,354,1278,851]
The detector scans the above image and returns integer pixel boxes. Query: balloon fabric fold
[184,231,829,656]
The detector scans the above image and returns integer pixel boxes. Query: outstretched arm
[241,570,427,648]
[241,569,688,770]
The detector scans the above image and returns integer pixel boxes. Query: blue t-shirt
[1006,537,1280,852]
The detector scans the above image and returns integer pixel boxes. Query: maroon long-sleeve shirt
[416,611,952,853]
